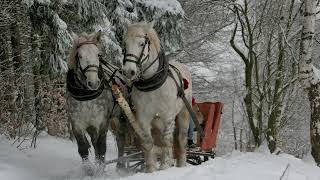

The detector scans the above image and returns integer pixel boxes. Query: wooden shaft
[111,85,149,148]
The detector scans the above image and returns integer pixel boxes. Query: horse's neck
[141,47,159,79]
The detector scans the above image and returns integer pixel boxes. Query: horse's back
[169,61,192,82]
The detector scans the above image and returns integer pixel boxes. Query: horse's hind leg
[175,107,189,167]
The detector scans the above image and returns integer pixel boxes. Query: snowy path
[0,135,319,180]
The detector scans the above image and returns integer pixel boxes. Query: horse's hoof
[145,166,156,173]
[159,164,170,170]
[95,164,106,176]
[82,161,95,176]
[116,163,128,174]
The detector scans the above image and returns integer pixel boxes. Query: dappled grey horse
[66,30,124,174]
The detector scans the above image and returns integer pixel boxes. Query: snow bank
[122,151,320,180]
[0,135,319,180]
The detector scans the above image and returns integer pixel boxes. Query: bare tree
[299,0,320,166]
[230,0,300,152]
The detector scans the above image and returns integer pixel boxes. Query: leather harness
[123,35,205,138]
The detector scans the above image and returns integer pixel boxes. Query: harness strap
[168,65,205,138]
[141,53,159,74]
[168,65,184,97]
[82,64,99,73]
[123,35,150,69]
[76,41,97,49]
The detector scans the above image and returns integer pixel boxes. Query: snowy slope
[0,135,319,180]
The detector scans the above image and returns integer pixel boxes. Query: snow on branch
[136,0,184,16]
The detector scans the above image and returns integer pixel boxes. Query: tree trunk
[299,0,320,166]
[267,32,285,153]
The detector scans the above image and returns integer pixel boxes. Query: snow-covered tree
[0,0,184,139]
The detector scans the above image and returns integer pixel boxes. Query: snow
[136,0,184,15]
[1,135,320,180]
[37,0,51,5]
[22,0,51,6]
[54,14,67,30]
[311,65,320,84]
[22,0,34,8]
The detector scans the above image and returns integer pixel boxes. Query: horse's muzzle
[124,68,137,80]
[87,79,101,90]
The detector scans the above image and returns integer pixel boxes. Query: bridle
[74,41,106,89]
[123,35,160,79]
[75,41,100,79]
[75,41,100,76]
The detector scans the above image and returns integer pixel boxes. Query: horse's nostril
[87,81,93,87]
[130,70,135,76]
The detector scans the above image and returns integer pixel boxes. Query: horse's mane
[125,22,161,53]
[68,32,97,69]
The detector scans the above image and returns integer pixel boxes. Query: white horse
[122,22,192,172]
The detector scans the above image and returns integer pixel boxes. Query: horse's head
[69,31,102,90]
[122,21,160,80]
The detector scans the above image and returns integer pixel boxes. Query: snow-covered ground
[0,134,319,180]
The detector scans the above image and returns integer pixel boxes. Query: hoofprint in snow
[0,135,319,180]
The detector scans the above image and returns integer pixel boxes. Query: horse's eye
[140,42,145,47]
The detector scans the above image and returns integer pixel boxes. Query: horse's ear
[94,30,102,43]
[71,32,78,43]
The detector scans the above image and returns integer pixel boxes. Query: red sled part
[196,102,223,151]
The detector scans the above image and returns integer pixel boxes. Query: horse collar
[133,51,169,92]
[66,67,105,101]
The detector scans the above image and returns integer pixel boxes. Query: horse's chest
[67,91,113,127]
[131,83,180,117]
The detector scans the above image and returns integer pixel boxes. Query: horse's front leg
[72,124,95,175]
[138,120,156,173]
[159,118,174,170]
[115,116,126,170]
[72,125,90,161]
